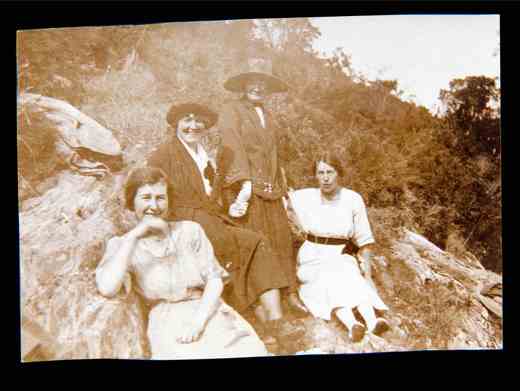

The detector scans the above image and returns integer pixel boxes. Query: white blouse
[254,106,266,128]
[178,137,214,196]
[97,221,228,303]
[288,187,375,248]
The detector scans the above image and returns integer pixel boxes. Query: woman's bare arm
[176,277,224,344]
[95,231,140,297]
[358,243,374,280]
[195,277,224,325]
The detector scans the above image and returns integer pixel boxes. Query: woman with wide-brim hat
[218,58,308,316]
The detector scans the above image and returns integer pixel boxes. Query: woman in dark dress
[146,102,304,351]
[218,58,307,314]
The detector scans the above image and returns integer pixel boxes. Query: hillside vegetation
[17,19,500,271]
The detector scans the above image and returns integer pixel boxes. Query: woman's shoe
[371,318,390,336]
[349,322,366,343]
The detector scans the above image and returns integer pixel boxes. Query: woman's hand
[229,201,248,218]
[229,181,252,218]
[176,317,206,344]
[359,258,370,277]
[131,215,170,239]
[358,245,377,291]
[177,278,222,344]
[236,181,252,203]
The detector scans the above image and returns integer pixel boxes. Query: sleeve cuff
[356,237,375,248]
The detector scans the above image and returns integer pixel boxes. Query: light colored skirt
[297,241,388,320]
[147,299,268,360]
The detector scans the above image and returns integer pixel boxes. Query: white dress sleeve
[286,188,316,232]
[96,236,133,297]
[351,193,375,247]
[189,222,229,284]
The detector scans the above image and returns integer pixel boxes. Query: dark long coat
[218,98,298,292]
[147,136,289,310]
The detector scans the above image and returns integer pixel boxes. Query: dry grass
[79,63,170,165]
[377,249,472,350]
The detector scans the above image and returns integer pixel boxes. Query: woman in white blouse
[287,152,390,342]
[96,167,267,359]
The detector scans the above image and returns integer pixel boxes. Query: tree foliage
[440,76,500,159]
[439,75,501,271]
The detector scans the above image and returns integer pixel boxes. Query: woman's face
[316,161,340,196]
[176,114,206,146]
[245,80,268,103]
[133,182,169,220]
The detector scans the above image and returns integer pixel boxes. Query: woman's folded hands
[229,201,249,218]
[229,180,252,218]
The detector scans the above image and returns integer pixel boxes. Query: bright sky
[311,15,500,112]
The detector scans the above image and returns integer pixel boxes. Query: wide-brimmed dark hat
[224,58,289,94]
[166,103,218,129]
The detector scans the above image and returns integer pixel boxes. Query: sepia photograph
[17,14,502,362]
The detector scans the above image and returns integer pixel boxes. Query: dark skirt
[234,194,298,292]
[170,206,289,311]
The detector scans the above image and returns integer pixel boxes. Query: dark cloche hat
[166,103,218,129]
[224,58,289,94]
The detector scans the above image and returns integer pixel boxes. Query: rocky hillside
[18,95,502,361]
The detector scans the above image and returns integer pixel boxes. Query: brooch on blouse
[263,182,273,193]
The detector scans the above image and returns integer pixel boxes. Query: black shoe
[372,318,390,336]
[349,322,366,343]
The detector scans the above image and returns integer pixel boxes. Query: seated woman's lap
[297,254,360,283]
[147,299,267,359]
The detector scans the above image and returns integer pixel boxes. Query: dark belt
[305,233,359,256]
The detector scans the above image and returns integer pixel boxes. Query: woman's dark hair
[312,151,345,177]
[124,166,175,211]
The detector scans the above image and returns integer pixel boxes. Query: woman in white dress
[287,152,390,342]
[95,167,267,359]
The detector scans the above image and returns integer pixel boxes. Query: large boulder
[17,93,124,204]
[19,166,148,361]
[17,93,147,361]
[18,93,122,158]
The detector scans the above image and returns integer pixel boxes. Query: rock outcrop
[20,171,149,361]
[19,93,122,158]
[18,93,123,202]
